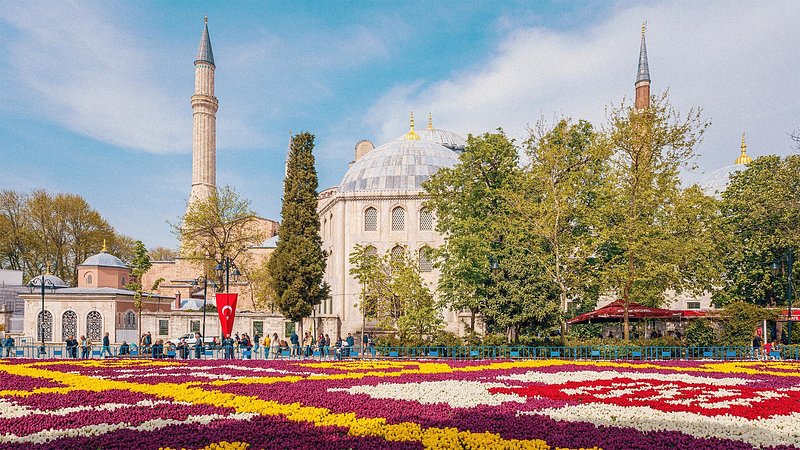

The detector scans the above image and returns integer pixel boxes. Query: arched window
[390,245,405,261]
[37,310,53,342]
[121,276,126,286]
[86,274,93,285]
[86,311,102,341]
[419,208,434,231]
[322,218,327,238]
[364,207,377,231]
[123,311,136,330]
[61,311,77,340]
[365,245,378,257]
[391,207,405,231]
[418,247,434,273]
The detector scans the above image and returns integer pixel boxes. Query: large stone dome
[417,128,466,152]
[80,251,127,268]
[338,139,459,193]
[699,164,745,198]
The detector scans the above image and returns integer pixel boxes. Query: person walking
[4,335,14,357]
[262,333,270,359]
[290,330,299,357]
[345,333,355,357]
[753,333,763,360]
[65,335,78,358]
[193,332,203,359]
[223,334,235,360]
[80,335,91,359]
[271,333,279,359]
[102,332,112,358]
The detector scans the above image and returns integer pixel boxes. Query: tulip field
[0,358,799,449]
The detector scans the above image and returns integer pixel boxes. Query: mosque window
[364,207,377,231]
[122,311,137,330]
[86,274,93,285]
[37,310,53,342]
[419,208,434,231]
[391,207,405,231]
[61,311,77,341]
[390,245,405,261]
[419,247,434,273]
[121,276,126,286]
[365,245,378,257]
[86,311,102,341]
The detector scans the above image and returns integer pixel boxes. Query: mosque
[13,19,757,345]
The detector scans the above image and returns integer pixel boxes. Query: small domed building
[21,243,172,345]
[315,114,470,337]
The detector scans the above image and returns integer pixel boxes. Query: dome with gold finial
[699,132,755,198]
[338,113,458,193]
[735,132,752,165]
[416,112,467,152]
[79,240,127,268]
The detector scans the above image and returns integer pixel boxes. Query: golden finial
[735,131,752,165]
[642,20,646,36]
[101,239,107,253]
[427,112,433,130]
[403,111,420,141]
[45,262,51,275]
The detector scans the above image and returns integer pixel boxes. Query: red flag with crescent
[215,293,238,337]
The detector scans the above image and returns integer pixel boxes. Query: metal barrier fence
[1,344,798,361]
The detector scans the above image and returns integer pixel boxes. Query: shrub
[684,319,718,347]
[720,302,776,346]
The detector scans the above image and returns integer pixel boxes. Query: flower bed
[0,358,798,449]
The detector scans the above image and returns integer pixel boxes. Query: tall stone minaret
[635,21,651,110]
[189,16,218,207]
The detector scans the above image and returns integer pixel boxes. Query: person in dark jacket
[65,335,78,358]
[193,332,203,359]
[5,336,14,357]
[102,332,112,358]
[290,331,299,356]
[222,334,235,360]
[118,341,130,356]
[345,333,355,357]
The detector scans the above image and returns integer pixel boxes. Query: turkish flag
[215,293,238,337]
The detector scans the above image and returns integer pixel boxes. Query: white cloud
[364,1,800,180]
[0,1,190,154]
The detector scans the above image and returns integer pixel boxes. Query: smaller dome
[27,274,68,288]
[80,251,127,268]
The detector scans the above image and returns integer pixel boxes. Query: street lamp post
[214,257,241,293]
[773,249,795,345]
[28,274,55,357]
[190,276,217,347]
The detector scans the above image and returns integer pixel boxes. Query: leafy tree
[268,132,329,340]
[424,130,529,338]
[178,185,267,288]
[148,247,178,261]
[0,189,126,284]
[716,155,800,306]
[125,240,153,345]
[513,118,609,336]
[684,319,718,347]
[390,251,443,343]
[597,93,714,339]
[349,244,390,344]
[719,301,776,346]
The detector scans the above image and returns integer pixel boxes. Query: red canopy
[779,309,800,321]
[567,299,678,325]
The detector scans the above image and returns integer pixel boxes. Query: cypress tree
[268,132,329,339]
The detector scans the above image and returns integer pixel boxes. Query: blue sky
[1,1,798,249]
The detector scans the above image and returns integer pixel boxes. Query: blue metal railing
[2,344,798,361]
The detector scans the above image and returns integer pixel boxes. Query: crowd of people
[0,330,377,360]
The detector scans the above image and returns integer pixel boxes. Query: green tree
[514,118,609,336]
[425,130,558,342]
[719,301,776,346]
[349,244,390,345]
[597,93,714,340]
[390,250,443,343]
[178,185,267,288]
[716,155,800,306]
[148,247,178,261]
[268,132,329,340]
[125,240,152,345]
